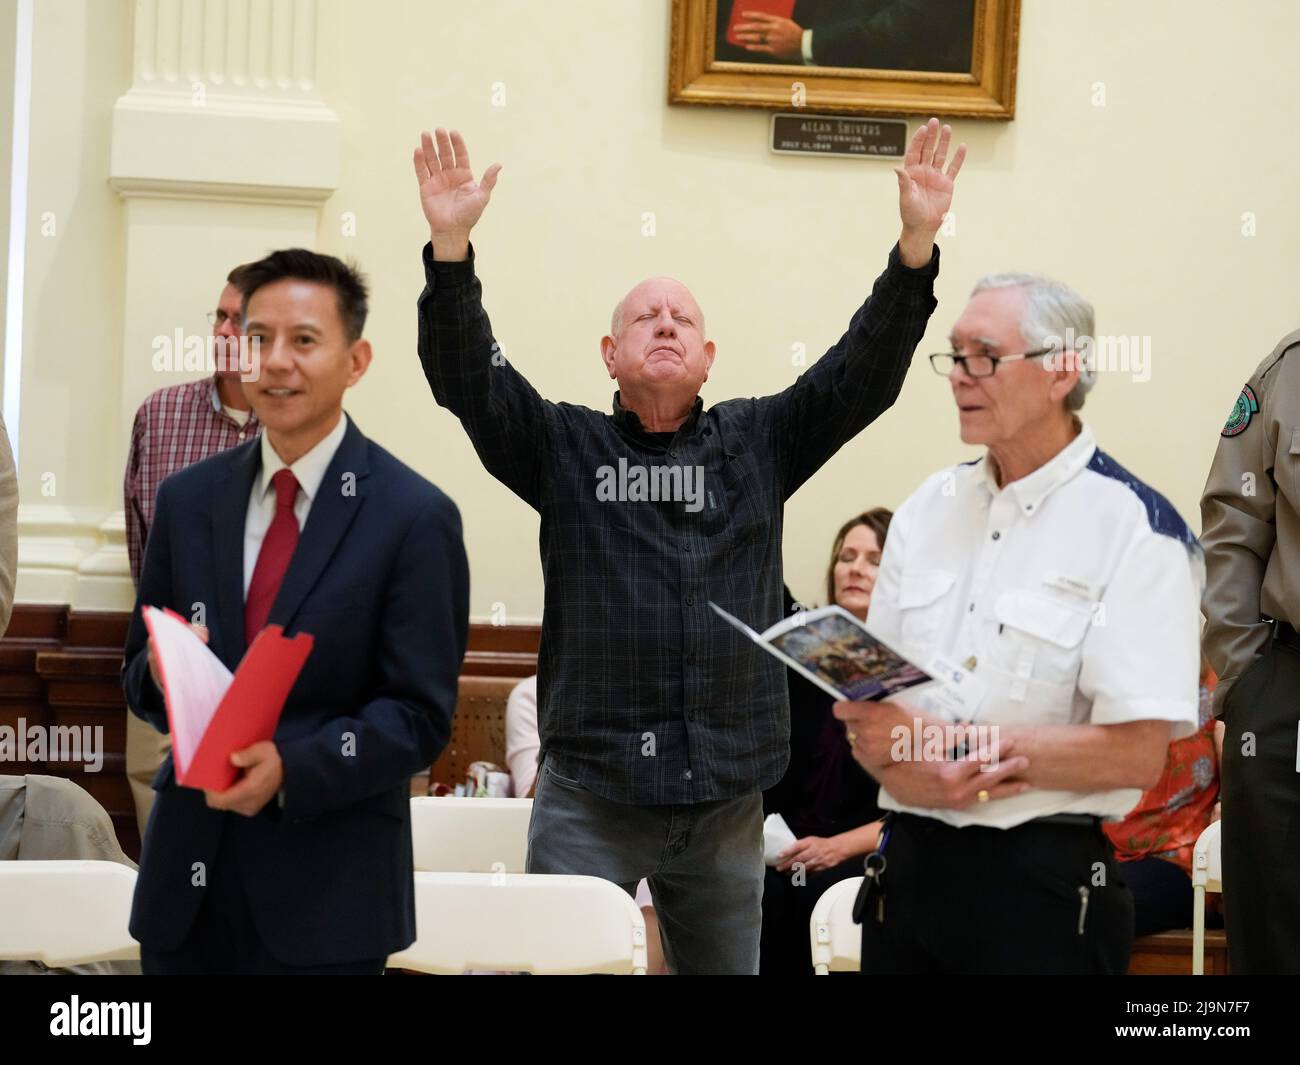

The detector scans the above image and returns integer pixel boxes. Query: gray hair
[971,273,1097,411]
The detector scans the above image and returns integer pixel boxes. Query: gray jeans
[525,760,764,975]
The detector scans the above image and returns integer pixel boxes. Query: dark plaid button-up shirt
[419,242,938,804]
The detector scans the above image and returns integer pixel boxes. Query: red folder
[725,0,797,48]
[142,606,314,792]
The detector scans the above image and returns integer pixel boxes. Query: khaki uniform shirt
[1200,329,1300,712]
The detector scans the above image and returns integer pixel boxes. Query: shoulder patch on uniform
[1086,450,1198,548]
[1221,384,1258,437]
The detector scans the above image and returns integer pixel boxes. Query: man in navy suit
[122,248,469,974]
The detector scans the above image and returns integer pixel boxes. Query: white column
[18,0,339,610]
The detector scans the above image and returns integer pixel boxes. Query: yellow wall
[23,0,1300,621]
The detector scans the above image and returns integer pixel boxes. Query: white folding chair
[811,876,863,974]
[0,860,140,965]
[409,796,533,873]
[1192,819,1223,975]
[388,871,648,974]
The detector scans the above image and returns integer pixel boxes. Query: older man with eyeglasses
[834,273,1202,975]
[122,265,263,838]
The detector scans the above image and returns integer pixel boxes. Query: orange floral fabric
[1103,675,1219,875]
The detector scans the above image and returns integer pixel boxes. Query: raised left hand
[204,740,284,817]
[897,117,966,231]
[895,118,966,266]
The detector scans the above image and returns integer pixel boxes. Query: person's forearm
[999,720,1171,792]
[122,647,168,731]
[1201,538,1271,715]
[835,821,882,858]
[277,700,441,821]
[417,245,510,427]
[417,245,548,505]
[430,230,470,262]
[769,242,937,494]
[897,226,936,269]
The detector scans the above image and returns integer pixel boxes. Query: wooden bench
[1128,929,1229,975]
[411,674,520,795]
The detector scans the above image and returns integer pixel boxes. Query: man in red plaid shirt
[122,265,262,834]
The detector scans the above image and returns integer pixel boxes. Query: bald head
[600,276,715,420]
[610,277,705,339]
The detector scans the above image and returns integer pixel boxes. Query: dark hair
[235,248,369,341]
[824,507,893,606]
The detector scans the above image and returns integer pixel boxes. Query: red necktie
[244,469,301,644]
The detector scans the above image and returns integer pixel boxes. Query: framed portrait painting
[668,0,1021,119]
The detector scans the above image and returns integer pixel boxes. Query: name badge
[1043,572,1099,600]
[925,653,988,716]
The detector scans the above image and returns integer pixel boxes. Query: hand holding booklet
[709,601,932,702]
[141,606,314,792]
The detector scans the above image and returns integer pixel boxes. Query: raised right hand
[413,128,501,260]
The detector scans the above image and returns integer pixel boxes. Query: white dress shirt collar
[254,411,349,507]
[976,420,1097,517]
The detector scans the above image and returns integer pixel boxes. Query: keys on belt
[853,821,891,926]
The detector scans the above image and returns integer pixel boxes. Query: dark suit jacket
[121,413,469,966]
[799,0,974,72]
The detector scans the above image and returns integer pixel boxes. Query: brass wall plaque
[770,114,907,159]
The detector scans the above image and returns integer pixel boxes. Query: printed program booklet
[709,601,933,702]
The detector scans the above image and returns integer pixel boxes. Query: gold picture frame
[668,0,1021,119]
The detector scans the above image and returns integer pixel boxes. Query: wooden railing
[0,605,540,861]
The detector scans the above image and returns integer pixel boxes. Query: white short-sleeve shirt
[868,423,1203,828]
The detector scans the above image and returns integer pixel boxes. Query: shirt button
[683,770,693,781]
[991,531,1001,540]
[669,450,678,459]
[685,595,695,606]
[238,432,245,440]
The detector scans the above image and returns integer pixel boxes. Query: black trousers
[140,822,385,976]
[1219,638,1300,974]
[859,813,1133,975]
[1122,855,1198,938]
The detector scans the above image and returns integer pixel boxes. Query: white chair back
[1192,819,1223,975]
[409,796,533,872]
[811,876,863,974]
[388,871,647,974]
[1192,819,1222,892]
[0,860,139,965]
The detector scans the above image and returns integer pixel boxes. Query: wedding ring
[977,789,990,804]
